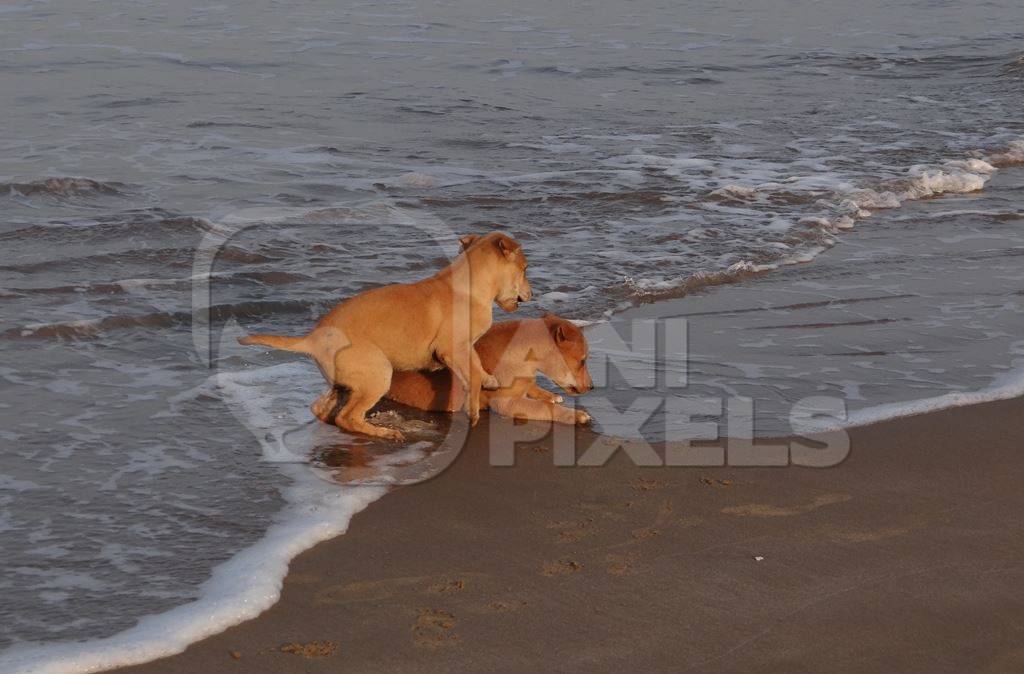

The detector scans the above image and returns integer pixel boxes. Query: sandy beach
[115,396,1024,674]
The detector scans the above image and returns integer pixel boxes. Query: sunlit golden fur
[315,315,593,426]
[239,232,531,440]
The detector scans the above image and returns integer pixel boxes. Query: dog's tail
[237,333,309,353]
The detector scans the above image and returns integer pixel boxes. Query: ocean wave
[423,187,676,208]
[755,154,1001,227]
[776,50,1014,80]
[833,158,995,214]
[617,137,1022,301]
[0,270,309,301]
[708,184,760,202]
[0,244,273,275]
[707,139,1014,218]
[984,139,1024,167]
[4,300,320,340]
[0,282,132,298]
[2,178,124,198]
[185,120,272,129]
[623,260,773,303]
[0,216,223,244]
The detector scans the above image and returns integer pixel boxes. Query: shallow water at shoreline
[1,0,1023,669]
[596,165,1024,439]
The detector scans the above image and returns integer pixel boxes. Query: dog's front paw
[481,374,500,390]
[575,409,592,425]
[381,427,405,442]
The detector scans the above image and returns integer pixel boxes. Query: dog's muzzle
[517,280,532,303]
[564,377,593,395]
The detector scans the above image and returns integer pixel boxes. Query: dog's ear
[551,321,567,344]
[495,234,518,259]
[459,234,479,251]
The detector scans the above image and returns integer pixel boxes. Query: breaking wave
[620,137,1024,302]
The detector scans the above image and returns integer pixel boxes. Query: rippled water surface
[0,0,1022,664]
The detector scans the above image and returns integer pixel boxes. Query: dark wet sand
[117,397,1024,674]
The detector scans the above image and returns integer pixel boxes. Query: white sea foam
[709,184,759,201]
[0,475,383,674]
[819,158,995,214]
[619,136,1023,300]
[0,361,387,674]
[623,259,775,300]
[985,139,1024,166]
[796,354,1024,435]
[397,171,437,188]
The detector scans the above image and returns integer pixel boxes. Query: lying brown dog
[314,315,592,426]
[239,232,531,440]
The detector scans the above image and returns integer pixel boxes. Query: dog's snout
[518,279,532,302]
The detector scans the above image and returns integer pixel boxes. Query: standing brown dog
[239,232,531,440]
[362,315,593,425]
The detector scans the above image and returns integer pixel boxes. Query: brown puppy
[239,232,531,440]
[319,315,593,425]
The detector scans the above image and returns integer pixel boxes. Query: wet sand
[116,397,1024,674]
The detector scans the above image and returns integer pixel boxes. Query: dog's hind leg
[331,346,403,441]
[311,386,344,424]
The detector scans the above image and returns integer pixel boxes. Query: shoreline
[10,205,1024,672]
[9,158,1024,673]
[12,190,1024,672]
[109,394,1024,674]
